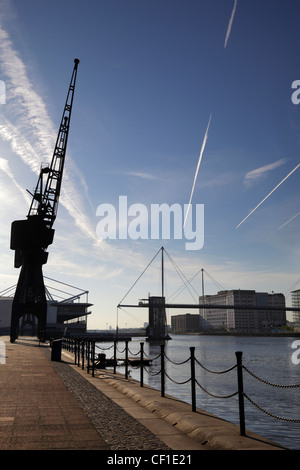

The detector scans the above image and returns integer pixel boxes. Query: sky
[0,0,299,329]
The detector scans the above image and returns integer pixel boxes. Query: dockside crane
[9,59,80,343]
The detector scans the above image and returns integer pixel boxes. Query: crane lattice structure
[9,59,80,343]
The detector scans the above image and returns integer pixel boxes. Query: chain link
[164,371,191,385]
[164,354,190,366]
[244,393,300,423]
[195,357,237,374]
[243,365,300,388]
[195,378,238,399]
[95,343,113,351]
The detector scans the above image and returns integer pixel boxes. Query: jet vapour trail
[278,211,300,230]
[0,22,97,242]
[224,0,238,48]
[183,114,212,228]
[236,162,300,229]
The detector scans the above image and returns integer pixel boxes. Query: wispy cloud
[0,21,96,241]
[125,171,157,180]
[183,114,212,228]
[236,162,300,229]
[224,0,238,48]
[244,158,287,187]
[0,156,30,205]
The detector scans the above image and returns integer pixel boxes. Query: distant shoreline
[173,331,300,337]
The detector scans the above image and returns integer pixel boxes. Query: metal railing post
[113,340,117,374]
[82,340,85,370]
[76,339,79,365]
[160,344,165,397]
[190,347,196,412]
[77,340,81,367]
[87,341,90,374]
[92,341,95,377]
[140,342,144,387]
[235,351,246,436]
[125,340,129,379]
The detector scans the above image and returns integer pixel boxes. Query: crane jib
[27,58,80,227]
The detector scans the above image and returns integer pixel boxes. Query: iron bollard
[125,340,129,379]
[74,339,78,365]
[190,347,196,412]
[92,341,95,377]
[113,340,117,374]
[140,342,144,387]
[77,339,81,366]
[235,351,246,436]
[87,341,90,373]
[81,340,85,370]
[160,344,165,397]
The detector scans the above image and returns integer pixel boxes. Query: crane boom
[28,58,79,228]
[9,59,80,343]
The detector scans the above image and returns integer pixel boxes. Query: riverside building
[171,313,200,334]
[200,290,286,332]
[291,288,300,326]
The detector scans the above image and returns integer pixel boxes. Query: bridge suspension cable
[118,247,162,306]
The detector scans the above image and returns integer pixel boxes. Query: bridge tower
[147,296,168,340]
[147,248,170,340]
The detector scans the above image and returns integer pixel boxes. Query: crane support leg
[10,253,47,343]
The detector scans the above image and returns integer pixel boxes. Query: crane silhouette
[10,59,80,343]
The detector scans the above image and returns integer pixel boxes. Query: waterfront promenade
[0,336,286,451]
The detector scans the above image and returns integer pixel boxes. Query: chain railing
[61,336,300,437]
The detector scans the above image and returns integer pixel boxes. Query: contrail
[279,211,300,230]
[236,162,300,229]
[0,22,97,242]
[224,0,238,48]
[183,114,212,228]
[0,157,30,204]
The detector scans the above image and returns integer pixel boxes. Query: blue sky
[0,0,299,328]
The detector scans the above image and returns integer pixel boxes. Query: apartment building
[171,313,200,334]
[291,289,300,325]
[201,290,286,332]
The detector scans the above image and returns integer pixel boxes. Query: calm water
[96,335,300,450]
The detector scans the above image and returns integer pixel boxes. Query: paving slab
[0,336,110,450]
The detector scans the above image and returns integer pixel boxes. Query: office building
[201,290,286,332]
[171,313,200,334]
[291,289,300,325]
